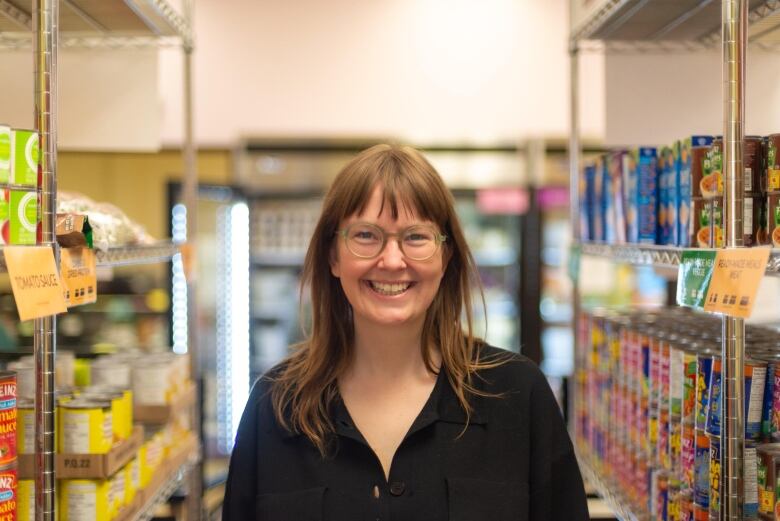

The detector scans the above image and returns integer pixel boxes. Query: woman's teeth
[369,281,411,296]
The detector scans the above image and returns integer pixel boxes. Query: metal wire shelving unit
[1,1,200,519]
[569,1,780,519]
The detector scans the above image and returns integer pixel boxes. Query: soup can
[58,400,112,454]
[60,478,110,521]
[0,371,16,467]
[0,463,17,520]
[16,397,33,456]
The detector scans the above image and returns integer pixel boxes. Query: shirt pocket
[446,477,528,521]
[255,486,325,521]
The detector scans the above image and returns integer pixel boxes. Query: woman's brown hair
[270,143,506,455]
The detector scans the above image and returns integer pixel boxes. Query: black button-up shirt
[223,345,589,521]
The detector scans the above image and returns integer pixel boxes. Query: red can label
[0,374,16,467]
[0,467,17,521]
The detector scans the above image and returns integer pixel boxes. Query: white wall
[605,50,780,147]
[159,0,605,147]
[0,0,604,150]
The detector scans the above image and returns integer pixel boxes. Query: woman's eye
[353,230,379,241]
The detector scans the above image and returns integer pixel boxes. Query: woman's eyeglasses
[337,222,447,261]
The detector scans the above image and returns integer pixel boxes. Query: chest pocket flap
[255,486,325,521]
[447,477,528,521]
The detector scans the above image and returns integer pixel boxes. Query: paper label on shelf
[61,247,97,307]
[703,247,769,318]
[677,247,769,318]
[568,243,581,282]
[4,246,67,321]
[677,249,716,308]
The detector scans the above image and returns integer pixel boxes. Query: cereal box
[635,147,658,245]
[625,151,639,243]
[658,147,674,245]
[581,164,597,241]
[609,151,628,244]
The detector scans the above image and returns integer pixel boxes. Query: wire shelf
[96,242,180,267]
[571,0,780,46]
[133,455,198,521]
[577,454,646,521]
[579,242,780,276]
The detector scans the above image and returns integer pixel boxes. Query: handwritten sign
[61,247,97,307]
[677,248,769,318]
[4,246,67,321]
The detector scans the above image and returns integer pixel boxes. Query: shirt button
[372,485,380,499]
[389,481,405,496]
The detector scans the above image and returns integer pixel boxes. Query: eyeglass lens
[345,223,439,260]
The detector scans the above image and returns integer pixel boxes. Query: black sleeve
[527,366,589,521]
[222,379,266,520]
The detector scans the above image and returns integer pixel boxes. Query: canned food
[696,354,715,432]
[744,136,764,195]
[745,442,759,519]
[694,432,710,508]
[652,469,669,521]
[132,363,170,406]
[767,134,780,192]
[706,357,722,437]
[58,400,112,454]
[691,198,723,248]
[109,468,125,514]
[90,363,130,389]
[17,479,32,521]
[16,397,33,455]
[0,371,16,468]
[60,479,109,521]
[125,457,140,505]
[709,435,720,520]
[0,464,17,520]
[80,388,125,444]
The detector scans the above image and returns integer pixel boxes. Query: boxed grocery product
[581,164,597,241]
[609,150,628,244]
[767,135,780,192]
[677,136,714,247]
[0,125,9,184]
[635,147,658,245]
[658,146,675,245]
[598,155,617,243]
[9,189,37,245]
[744,136,764,195]
[742,195,766,247]
[624,151,638,243]
[10,129,38,187]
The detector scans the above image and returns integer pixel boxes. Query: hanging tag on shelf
[677,248,770,318]
[703,247,770,318]
[4,246,67,321]
[60,247,97,307]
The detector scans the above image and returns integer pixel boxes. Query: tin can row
[575,308,780,518]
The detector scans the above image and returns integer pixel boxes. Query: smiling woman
[223,144,589,521]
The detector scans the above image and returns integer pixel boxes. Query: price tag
[61,247,97,307]
[4,246,67,321]
[677,250,716,308]
[676,248,769,318]
[703,247,770,318]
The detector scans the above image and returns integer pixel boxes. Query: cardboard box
[635,147,658,245]
[0,125,10,184]
[134,381,196,424]
[10,129,38,187]
[19,425,144,479]
[677,136,714,247]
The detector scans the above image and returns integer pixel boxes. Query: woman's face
[330,185,448,333]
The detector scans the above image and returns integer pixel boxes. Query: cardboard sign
[4,246,67,321]
[703,247,770,318]
[61,247,97,307]
[677,248,769,318]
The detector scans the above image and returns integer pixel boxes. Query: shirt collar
[280,364,487,441]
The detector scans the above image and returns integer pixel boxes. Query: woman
[223,144,588,520]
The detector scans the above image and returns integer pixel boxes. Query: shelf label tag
[677,248,769,318]
[4,246,67,321]
[703,247,769,318]
[61,247,97,307]
[677,250,716,308]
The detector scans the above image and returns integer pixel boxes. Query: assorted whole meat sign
[580,134,780,248]
[576,308,780,521]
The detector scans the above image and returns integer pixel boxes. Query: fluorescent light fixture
[171,203,188,355]
[216,201,250,453]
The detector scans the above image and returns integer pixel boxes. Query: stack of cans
[576,308,780,520]
[0,125,40,245]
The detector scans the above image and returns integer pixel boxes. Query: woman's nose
[377,238,407,269]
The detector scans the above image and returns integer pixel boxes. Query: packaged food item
[9,189,37,245]
[701,138,723,198]
[745,136,764,195]
[677,136,714,247]
[745,442,759,519]
[625,151,639,243]
[0,125,9,184]
[17,478,33,521]
[709,434,720,519]
[60,478,110,521]
[0,371,16,469]
[609,151,628,244]
[0,464,17,521]
[767,134,780,192]
[691,198,723,248]
[635,147,658,244]
[58,400,112,454]
[10,129,38,187]
[696,353,715,431]
[743,195,768,247]
[594,155,606,242]
[652,469,669,521]
[56,213,93,248]
[769,193,780,248]
[659,146,675,245]
[694,431,710,508]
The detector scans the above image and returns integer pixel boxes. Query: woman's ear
[330,243,340,278]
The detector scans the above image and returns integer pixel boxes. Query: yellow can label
[60,479,109,521]
[17,408,34,455]
[58,407,111,454]
[769,169,780,192]
[17,480,33,521]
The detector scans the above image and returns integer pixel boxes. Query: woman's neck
[346,320,438,383]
